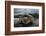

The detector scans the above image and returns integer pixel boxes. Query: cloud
[14,8,39,15]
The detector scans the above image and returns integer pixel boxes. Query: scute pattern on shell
[14,15,34,24]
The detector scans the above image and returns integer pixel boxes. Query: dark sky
[14,8,39,15]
